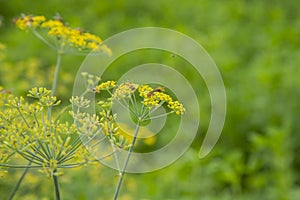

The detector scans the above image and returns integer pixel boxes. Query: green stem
[51,52,62,96]
[8,161,32,200]
[48,52,62,126]
[53,170,61,200]
[9,107,32,200]
[113,124,140,200]
[148,111,173,120]
[9,52,63,200]
[32,30,56,50]
[17,108,30,128]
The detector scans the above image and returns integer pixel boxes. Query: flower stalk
[51,52,62,96]
[53,170,61,200]
[8,164,30,200]
[113,124,140,200]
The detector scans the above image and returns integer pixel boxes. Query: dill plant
[0,14,185,200]
[0,14,110,200]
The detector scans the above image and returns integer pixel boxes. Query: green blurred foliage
[0,0,300,199]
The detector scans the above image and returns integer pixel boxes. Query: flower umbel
[0,87,109,177]
[113,82,139,100]
[10,14,113,199]
[95,80,116,92]
[15,14,111,55]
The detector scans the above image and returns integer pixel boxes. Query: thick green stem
[113,124,140,200]
[53,170,61,200]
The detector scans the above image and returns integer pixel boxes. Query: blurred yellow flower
[41,19,64,28]
[15,14,111,54]
[15,15,46,30]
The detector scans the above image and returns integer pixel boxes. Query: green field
[1,0,300,199]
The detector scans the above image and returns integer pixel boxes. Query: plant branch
[32,30,56,50]
[8,161,32,200]
[53,170,61,200]
[113,124,140,200]
[51,53,62,96]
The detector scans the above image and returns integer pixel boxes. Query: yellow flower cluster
[27,87,51,98]
[168,100,186,115]
[113,82,139,99]
[98,102,131,149]
[15,14,111,54]
[138,85,185,115]
[70,96,90,108]
[0,88,102,177]
[27,87,60,107]
[95,81,116,92]
[15,15,46,30]
[138,85,153,97]
[43,21,103,50]
[43,19,104,50]
[41,19,64,28]
[0,86,12,107]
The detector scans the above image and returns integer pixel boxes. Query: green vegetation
[0,0,299,199]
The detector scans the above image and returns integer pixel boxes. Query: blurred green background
[0,0,300,199]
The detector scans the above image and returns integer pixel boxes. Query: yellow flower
[168,100,185,115]
[15,14,111,53]
[87,42,98,49]
[15,15,46,30]
[47,26,71,39]
[41,19,64,28]
[113,82,139,99]
[138,85,185,114]
[41,21,104,51]
[83,32,102,43]
[138,85,153,98]
[96,81,116,92]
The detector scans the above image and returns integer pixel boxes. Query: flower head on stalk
[0,87,112,177]
[93,79,185,126]
[14,14,111,55]
[87,77,185,149]
[92,80,185,200]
